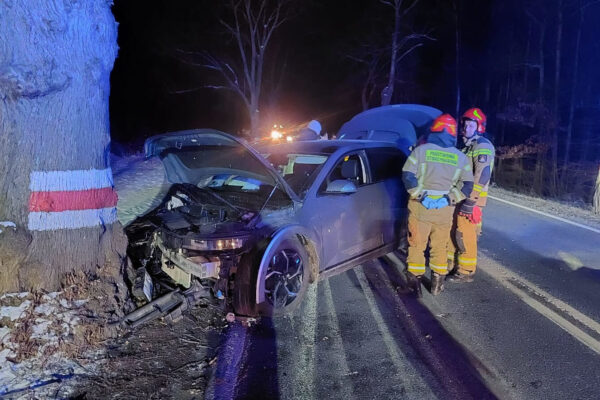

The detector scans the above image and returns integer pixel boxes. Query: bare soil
[69,303,226,400]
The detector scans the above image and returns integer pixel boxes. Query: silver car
[125,130,408,317]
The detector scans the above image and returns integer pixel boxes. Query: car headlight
[188,237,246,251]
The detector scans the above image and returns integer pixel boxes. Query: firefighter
[296,120,322,141]
[402,114,474,297]
[447,107,495,283]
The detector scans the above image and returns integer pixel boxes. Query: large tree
[0,0,126,292]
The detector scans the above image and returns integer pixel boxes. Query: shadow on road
[360,258,500,399]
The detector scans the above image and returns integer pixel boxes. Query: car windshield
[263,152,329,199]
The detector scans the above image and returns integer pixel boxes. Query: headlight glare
[188,237,245,251]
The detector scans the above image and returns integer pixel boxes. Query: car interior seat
[341,159,360,183]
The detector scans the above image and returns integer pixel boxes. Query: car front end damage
[123,183,296,326]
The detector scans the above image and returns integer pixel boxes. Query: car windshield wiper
[195,186,242,214]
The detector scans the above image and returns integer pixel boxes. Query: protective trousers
[406,200,454,277]
[448,211,483,274]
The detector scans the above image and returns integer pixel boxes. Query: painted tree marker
[28,168,118,231]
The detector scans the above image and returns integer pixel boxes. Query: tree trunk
[594,166,600,214]
[524,21,532,96]
[563,9,583,173]
[381,0,401,106]
[550,0,563,195]
[249,99,260,138]
[454,0,461,118]
[538,24,545,102]
[0,0,126,292]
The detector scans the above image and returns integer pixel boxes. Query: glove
[434,195,450,209]
[459,199,481,224]
[420,196,437,209]
[459,198,476,217]
[470,205,482,224]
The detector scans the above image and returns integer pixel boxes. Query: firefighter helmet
[462,107,486,133]
[430,114,457,137]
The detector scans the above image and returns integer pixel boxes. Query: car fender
[255,224,320,304]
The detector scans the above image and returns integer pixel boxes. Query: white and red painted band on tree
[27,168,118,231]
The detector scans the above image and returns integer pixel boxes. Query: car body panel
[337,104,442,155]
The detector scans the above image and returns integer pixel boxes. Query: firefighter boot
[431,272,445,295]
[446,272,474,283]
[405,272,422,298]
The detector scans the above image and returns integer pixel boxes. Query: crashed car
[125,129,408,317]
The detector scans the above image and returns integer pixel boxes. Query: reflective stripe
[423,189,449,196]
[464,163,472,172]
[447,252,455,259]
[458,256,477,265]
[430,264,448,274]
[408,155,417,165]
[473,184,483,192]
[408,263,426,272]
[452,167,462,182]
[451,187,462,201]
[472,149,493,156]
[480,191,488,197]
[412,162,427,198]
[408,266,426,276]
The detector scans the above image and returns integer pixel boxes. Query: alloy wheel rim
[264,249,304,309]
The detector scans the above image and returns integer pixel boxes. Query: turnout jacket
[402,143,474,205]
[462,136,495,207]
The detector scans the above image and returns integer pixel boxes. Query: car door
[311,151,384,269]
[364,147,407,246]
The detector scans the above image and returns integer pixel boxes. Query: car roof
[256,139,398,155]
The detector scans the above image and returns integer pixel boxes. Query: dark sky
[110,0,600,153]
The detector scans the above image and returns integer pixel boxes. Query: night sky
[110,0,600,159]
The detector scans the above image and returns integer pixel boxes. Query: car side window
[319,153,366,193]
[365,148,406,183]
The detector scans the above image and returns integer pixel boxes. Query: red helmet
[462,107,486,133]
[430,114,457,137]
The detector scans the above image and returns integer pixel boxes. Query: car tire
[233,236,310,318]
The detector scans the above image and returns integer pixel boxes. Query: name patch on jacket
[425,150,458,166]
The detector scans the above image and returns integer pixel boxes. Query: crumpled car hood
[144,129,299,203]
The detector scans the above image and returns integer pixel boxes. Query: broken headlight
[188,237,246,251]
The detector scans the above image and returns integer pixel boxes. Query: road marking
[488,195,600,234]
[321,279,355,399]
[354,266,431,392]
[480,257,600,355]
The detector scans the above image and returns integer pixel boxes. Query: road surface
[206,197,600,400]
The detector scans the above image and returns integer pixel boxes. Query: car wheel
[261,238,310,316]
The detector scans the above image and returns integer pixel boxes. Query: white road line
[480,256,600,355]
[322,279,355,399]
[488,195,600,234]
[354,266,431,392]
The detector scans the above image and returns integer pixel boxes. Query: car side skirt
[318,243,397,281]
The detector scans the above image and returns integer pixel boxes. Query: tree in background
[379,0,432,106]
[177,0,291,138]
[0,0,127,293]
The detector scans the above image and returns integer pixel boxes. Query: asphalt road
[206,197,600,400]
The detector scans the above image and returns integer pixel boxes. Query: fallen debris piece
[121,282,211,329]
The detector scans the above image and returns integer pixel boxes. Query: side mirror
[325,179,357,194]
